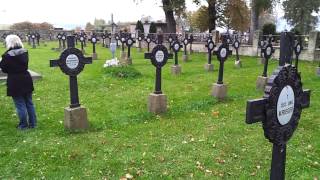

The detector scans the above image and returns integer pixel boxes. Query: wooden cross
[50,36,92,108]
[144,34,173,94]
[214,41,232,84]
[120,34,127,51]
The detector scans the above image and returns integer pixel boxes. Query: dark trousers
[12,93,37,128]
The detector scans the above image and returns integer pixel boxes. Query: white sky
[0,0,199,29]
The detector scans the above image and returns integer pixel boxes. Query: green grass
[0,41,319,179]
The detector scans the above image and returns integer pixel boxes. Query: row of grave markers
[49,33,311,179]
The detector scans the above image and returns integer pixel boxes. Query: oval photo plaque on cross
[277,85,295,125]
[66,54,80,69]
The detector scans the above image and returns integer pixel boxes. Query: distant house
[129,21,168,35]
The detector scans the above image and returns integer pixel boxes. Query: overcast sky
[0,0,198,29]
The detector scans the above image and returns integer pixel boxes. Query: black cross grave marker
[31,33,36,49]
[137,34,144,49]
[145,36,152,52]
[261,38,275,77]
[27,33,31,45]
[115,34,120,47]
[120,35,127,52]
[205,39,216,65]
[74,33,79,46]
[126,37,135,59]
[246,65,311,179]
[293,40,303,71]
[168,35,174,51]
[35,33,40,46]
[214,41,232,84]
[189,34,194,53]
[57,33,62,50]
[145,34,173,94]
[79,34,85,53]
[101,33,107,47]
[50,36,92,108]
[61,33,67,50]
[172,40,183,65]
[88,34,99,54]
[183,35,189,56]
[233,37,241,62]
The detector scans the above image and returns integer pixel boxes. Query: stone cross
[145,34,173,94]
[50,36,92,108]
[246,65,310,179]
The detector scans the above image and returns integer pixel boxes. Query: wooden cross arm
[50,59,59,67]
[246,98,267,124]
[302,89,311,109]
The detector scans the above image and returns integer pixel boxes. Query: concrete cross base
[258,57,266,65]
[171,65,181,75]
[317,67,320,76]
[120,51,127,61]
[212,83,228,100]
[92,53,98,60]
[204,64,214,72]
[64,106,89,130]
[182,54,189,62]
[234,60,242,68]
[148,93,167,114]
[256,76,268,91]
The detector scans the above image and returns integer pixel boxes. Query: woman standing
[0,34,37,130]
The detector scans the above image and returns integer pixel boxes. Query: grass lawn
[0,41,319,179]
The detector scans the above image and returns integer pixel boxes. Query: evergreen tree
[149,22,157,33]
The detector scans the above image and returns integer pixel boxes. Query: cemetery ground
[0,42,319,179]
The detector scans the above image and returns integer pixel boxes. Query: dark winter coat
[0,48,34,97]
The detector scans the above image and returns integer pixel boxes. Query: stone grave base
[316,67,320,76]
[148,93,167,114]
[204,64,214,72]
[0,70,42,83]
[258,57,265,65]
[64,106,89,130]
[171,65,181,75]
[126,57,132,65]
[256,76,268,91]
[92,53,98,60]
[234,60,242,68]
[212,83,227,100]
[182,54,188,62]
[120,51,127,60]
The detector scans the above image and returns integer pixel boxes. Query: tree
[149,22,157,33]
[189,6,209,32]
[33,22,54,30]
[135,20,145,33]
[85,22,95,31]
[223,0,250,32]
[249,0,276,42]
[94,18,107,31]
[10,21,34,30]
[262,23,276,35]
[283,0,320,34]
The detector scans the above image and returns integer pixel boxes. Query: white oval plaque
[297,45,301,53]
[220,48,227,58]
[266,47,272,56]
[128,39,132,45]
[174,44,180,51]
[92,38,96,43]
[66,54,79,69]
[209,43,214,50]
[277,85,295,125]
[155,50,164,63]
